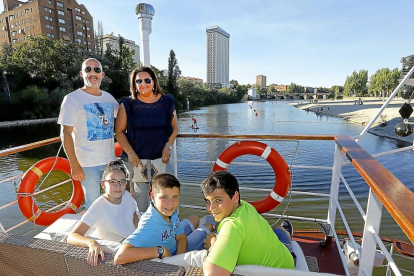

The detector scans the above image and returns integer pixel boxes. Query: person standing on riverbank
[58,58,119,209]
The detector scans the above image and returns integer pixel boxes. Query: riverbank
[0,118,57,128]
[294,98,413,143]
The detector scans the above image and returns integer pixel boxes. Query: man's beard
[84,76,101,88]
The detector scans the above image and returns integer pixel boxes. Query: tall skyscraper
[0,0,94,52]
[206,25,230,85]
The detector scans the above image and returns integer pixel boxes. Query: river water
[0,101,413,260]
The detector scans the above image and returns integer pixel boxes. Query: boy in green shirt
[201,171,295,276]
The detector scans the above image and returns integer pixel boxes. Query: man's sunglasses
[84,66,102,73]
[135,78,152,85]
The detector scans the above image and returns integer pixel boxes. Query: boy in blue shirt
[114,173,211,264]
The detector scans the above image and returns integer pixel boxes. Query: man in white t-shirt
[58,58,119,209]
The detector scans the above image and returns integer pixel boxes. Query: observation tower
[136,3,155,67]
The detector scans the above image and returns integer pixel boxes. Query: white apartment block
[206,25,229,85]
[102,32,140,64]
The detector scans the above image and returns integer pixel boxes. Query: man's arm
[175,233,188,254]
[61,125,84,181]
[114,244,171,265]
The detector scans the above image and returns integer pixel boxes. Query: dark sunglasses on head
[135,78,152,85]
[84,66,102,73]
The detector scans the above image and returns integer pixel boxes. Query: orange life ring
[213,141,291,214]
[17,157,84,226]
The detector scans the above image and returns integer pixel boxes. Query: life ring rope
[28,209,41,222]
[213,141,291,214]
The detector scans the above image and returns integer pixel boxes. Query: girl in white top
[67,161,139,266]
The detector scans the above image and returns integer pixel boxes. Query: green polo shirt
[205,200,294,272]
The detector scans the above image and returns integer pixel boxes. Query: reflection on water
[1,101,414,249]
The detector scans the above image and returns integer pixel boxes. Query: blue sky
[5,1,414,87]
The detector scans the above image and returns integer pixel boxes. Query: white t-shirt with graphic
[58,89,119,167]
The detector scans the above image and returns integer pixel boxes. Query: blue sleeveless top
[120,94,175,160]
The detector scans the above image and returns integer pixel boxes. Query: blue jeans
[181,219,211,251]
[81,165,105,210]
[273,228,297,265]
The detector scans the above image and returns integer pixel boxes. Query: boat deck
[293,232,345,275]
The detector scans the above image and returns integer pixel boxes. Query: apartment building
[206,25,229,85]
[0,0,94,52]
[101,32,140,64]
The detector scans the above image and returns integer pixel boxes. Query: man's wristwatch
[165,143,173,150]
[156,245,164,259]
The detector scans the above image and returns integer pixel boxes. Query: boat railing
[357,63,414,143]
[1,134,414,276]
[171,134,414,276]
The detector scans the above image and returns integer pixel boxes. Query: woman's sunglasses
[84,66,102,73]
[135,78,152,85]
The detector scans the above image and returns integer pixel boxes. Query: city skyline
[1,0,413,87]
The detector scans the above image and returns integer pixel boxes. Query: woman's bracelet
[128,152,134,157]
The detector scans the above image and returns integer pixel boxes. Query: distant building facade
[256,75,266,87]
[180,76,203,84]
[101,32,140,64]
[248,88,257,99]
[0,0,94,51]
[206,25,230,85]
[274,84,288,92]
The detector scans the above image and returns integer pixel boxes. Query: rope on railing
[5,200,69,233]
[0,173,23,184]
[0,179,71,212]
[15,144,63,233]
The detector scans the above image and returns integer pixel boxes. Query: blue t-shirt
[123,202,184,255]
[120,94,175,160]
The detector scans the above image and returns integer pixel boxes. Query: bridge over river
[273,92,331,100]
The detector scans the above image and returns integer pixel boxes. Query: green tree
[8,36,90,91]
[286,82,304,94]
[368,68,399,98]
[330,85,343,99]
[103,36,137,99]
[343,70,368,97]
[230,79,239,88]
[167,50,181,99]
[150,65,167,88]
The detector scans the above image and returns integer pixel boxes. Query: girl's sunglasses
[135,78,152,85]
[84,66,102,73]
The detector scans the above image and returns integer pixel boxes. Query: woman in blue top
[115,66,178,212]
